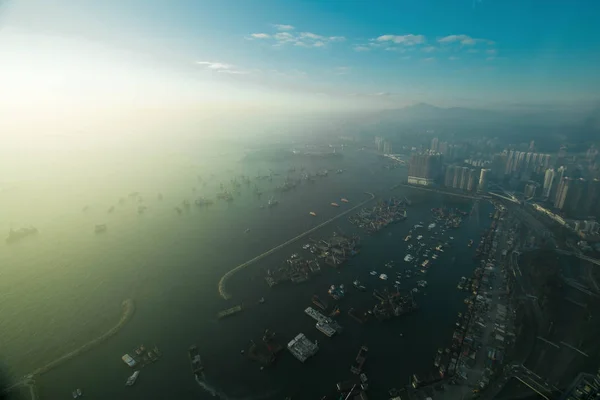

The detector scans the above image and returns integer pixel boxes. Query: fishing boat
[309,211,317,217]
[331,202,340,207]
[341,198,349,203]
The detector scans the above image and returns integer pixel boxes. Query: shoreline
[217,192,376,300]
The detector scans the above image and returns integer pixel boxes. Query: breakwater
[32,299,135,376]
[218,193,375,300]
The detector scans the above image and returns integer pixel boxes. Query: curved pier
[218,193,375,300]
[32,299,135,376]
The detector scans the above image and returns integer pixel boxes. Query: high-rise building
[467,169,478,192]
[551,166,567,201]
[452,166,460,188]
[478,169,490,192]
[407,152,442,186]
[505,150,515,176]
[542,168,555,198]
[554,177,569,209]
[431,137,439,152]
[383,141,393,155]
[524,182,537,198]
[583,178,600,217]
[459,167,469,190]
[564,178,587,216]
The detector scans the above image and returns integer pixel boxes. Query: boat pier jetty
[218,192,375,300]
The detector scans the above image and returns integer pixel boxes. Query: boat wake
[195,375,275,400]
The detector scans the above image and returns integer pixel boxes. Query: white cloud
[300,32,324,40]
[486,49,498,55]
[438,34,476,45]
[486,56,496,61]
[196,61,233,70]
[274,32,294,42]
[376,34,426,45]
[422,57,435,62]
[196,61,248,74]
[252,27,344,48]
[401,55,411,60]
[448,56,460,60]
[274,24,295,31]
[422,46,436,53]
[250,33,270,39]
[354,46,370,52]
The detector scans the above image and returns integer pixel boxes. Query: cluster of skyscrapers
[491,150,552,181]
[443,166,490,193]
[374,136,393,155]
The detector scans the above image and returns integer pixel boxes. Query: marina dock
[218,192,375,300]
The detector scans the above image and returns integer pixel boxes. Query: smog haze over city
[1,1,600,400]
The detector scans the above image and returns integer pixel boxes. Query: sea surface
[0,138,491,399]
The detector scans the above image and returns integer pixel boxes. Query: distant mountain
[355,102,600,147]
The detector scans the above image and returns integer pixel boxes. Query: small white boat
[370,271,377,276]
[379,274,388,280]
[126,370,140,386]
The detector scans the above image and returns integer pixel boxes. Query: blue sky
[1,0,600,115]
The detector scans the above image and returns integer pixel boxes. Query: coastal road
[218,192,376,300]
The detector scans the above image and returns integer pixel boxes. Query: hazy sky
[1,0,599,123]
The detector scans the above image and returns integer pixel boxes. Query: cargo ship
[217,305,243,319]
[350,345,368,374]
[312,295,328,311]
[287,333,319,362]
[6,226,38,243]
[189,345,204,376]
[316,321,336,337]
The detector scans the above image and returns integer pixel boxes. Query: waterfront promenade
[218,192,376,300]
[5,299,135,398]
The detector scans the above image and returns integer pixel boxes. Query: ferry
[309,211,317,217]
[404,235,411,242]
[331,202,340,207]
[341,198,349,203]
[404,254,414,262]
[126,370,140,386]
